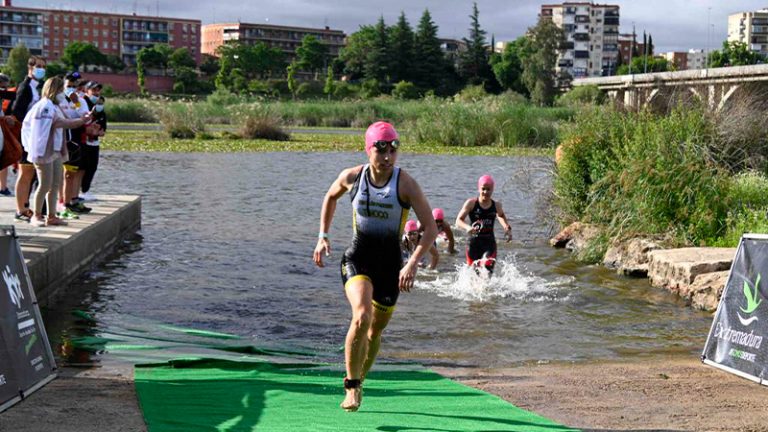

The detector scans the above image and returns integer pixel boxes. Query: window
[54,27,59,35]
[102,41,108,49]
[74,28,79,36]
[83,29,89,36]
[191,25,196,34]
[112,42,117,49]
[63,28,69,36]
[73,16,79,24]
[112,19,118,26]
[54,15,59,23]
[54,38,59,46]
[63,15,69,23]
[103,30,108,37]
[112,30,118,38]
[182,34,187,41]
[83,17,88,25]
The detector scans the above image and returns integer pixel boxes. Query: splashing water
[418,254,574,303]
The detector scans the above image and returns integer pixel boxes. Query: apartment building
[541,2,620,78]
[728,9,768,56]
[201,22,345,64]
[0,0,200,66]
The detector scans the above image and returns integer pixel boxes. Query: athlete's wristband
[318,232,329,239]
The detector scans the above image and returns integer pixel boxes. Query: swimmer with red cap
[455,174,512,275]
[313,121,437,412]
[402,219,440,269]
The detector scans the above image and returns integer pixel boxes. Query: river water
[42,151,714,368]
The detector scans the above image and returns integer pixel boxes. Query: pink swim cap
[404,220,419,232]
[432,208,444,221]
[478,175,495,188]
[365,121,399,154]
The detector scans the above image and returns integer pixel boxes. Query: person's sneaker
[0,187,12,196]
[30,217,46,227]
[58,208,80,220]
[14,210,32,222]
[81,192,96,201]
[66,202,92,214]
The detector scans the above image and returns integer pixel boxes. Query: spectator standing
[81,81,105,201]
[22,77,90,227]
[0,73,16,196]
[11,56,46,221]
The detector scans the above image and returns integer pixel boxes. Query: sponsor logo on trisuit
[738,273,762,326]
[3,265,23,309]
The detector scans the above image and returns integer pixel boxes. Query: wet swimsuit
[466,199,497,272]
[341,164,410,313]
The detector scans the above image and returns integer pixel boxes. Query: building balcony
[604,17,619,26]
[573,33,590,41]
[558,59,573,67]
[574,50,589,59]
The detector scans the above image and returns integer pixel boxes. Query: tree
[287,62,297,100]
[215,42,286,91]
[413,9,457,95]
[105,54,126,72]
[388,12,415,84]
[490,36,531,95]
[339,25,377,81]
[647,33,654,56]
[45,62,68,78]
[168,47,196,70]
[2,43,30,84]
[709,41,766,67]
[295,35,329,79]
[323,65,335,100]
[521,17,565,106]
[616,56,668,75]
[199,54,220,76]
[458,3,497,91]
[61,42,106,70]
[365,16,390,83]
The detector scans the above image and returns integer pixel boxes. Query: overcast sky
[24,0,768,52]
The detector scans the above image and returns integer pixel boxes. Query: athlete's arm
[398,170,437,292]
[427,244,439,269]
[313,166,361,268]
[443,224,456,254]
[455,199,477,234]
[496,201,512,242]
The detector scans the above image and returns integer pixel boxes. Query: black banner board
[703,234,768,385]
[0,226,57,412]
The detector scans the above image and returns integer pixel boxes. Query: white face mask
[55,93,67,105]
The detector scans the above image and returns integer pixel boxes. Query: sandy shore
[1,356,766,431]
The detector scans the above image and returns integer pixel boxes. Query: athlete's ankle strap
[343,378,361,389]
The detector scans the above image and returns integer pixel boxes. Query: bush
[157,103,206,139]
[392,81,420,100]
[206,88,245,106]
[453,84,488,103]
[106,99,157,123]
[296,81,324,99]
[237,107,290,141]
[360,79,381,99]
[333,81,359,100]
[554,105,731,248]
[556,85,605,107]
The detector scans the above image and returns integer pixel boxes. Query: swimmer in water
[428,208,456,254]
[455,174,512,275]
[402,219,439,270]
[313,121,437,412]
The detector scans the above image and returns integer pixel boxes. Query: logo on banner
[2,265,23,309]
[738,273,762,326]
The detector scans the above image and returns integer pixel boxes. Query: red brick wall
[84,72,174,94]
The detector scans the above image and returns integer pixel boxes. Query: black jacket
[10,76,38,121]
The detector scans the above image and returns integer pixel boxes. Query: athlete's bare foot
[340,387,362,412]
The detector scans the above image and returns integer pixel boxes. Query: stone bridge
[572,64,768,111]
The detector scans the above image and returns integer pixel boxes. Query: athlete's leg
[15,163,35,213]
[361,306,394,380]
[342,276,373,411]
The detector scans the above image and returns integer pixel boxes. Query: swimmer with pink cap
[402,219,440,270]
[426,207,457,254]
[454,174,513,275]
[313,121,437,412]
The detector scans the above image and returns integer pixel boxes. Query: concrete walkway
[0,193,141,306]
[0,193,146,431]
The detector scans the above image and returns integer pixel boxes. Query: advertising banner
[703,234,768,385]
[0,226,57,412]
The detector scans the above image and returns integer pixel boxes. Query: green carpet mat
[135,358,579,432]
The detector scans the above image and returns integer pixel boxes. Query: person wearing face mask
[60,74,92,218]
[80,81,105,202]
[21,76,91,227]
[11,55,46,221]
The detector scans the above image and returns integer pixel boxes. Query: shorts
[340,252,401,314]
[466,237,497,272]
[19,149,31,165]
[63,163,79,172]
